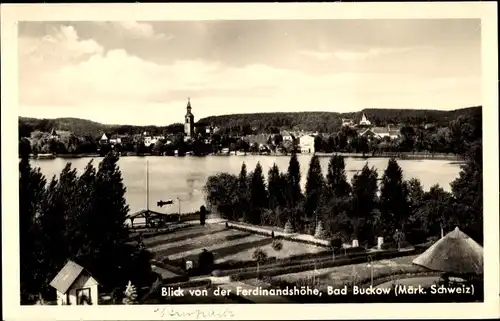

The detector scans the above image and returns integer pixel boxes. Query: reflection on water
[30,155,461,214]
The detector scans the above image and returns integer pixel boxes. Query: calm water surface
[30,155,461,214]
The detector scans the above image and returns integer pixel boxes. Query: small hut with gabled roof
[49,260,100,305]
[412,227,483,276]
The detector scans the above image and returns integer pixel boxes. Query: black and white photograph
[2,2,499,320]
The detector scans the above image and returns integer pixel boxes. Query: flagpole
[146,160,149,211]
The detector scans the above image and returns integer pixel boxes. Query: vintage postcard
[1,2,499,320]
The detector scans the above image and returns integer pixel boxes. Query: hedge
[214,247,372,272]
[226,223,330,248]
[130,224,190,239]
[163,279,212,289]
[217,250,374,277]
[145,227,228,248]
[151,259,187,276]
[229,249,418,282]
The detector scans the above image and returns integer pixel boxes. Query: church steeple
[184,98,195,137]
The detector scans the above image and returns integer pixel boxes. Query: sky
[18,19,482,126]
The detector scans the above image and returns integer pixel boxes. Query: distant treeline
[19,106,480,139]
[314,108,482,156]
[198,106,481,135]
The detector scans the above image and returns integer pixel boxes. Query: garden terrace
[146,224,328,266]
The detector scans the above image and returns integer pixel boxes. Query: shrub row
[145,228,228,248]
[151,259,187,276]
[226,223,330,248]
[214,246,372,272]
[229,249,418,282]
[162,279,212,289]
[130,224,190,239]
[162,274,189,284]
[216,250,373,276]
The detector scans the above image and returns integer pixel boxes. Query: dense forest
[198,106,481,134]
[19,106,480,139]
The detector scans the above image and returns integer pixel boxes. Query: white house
[280,130,295,142]
[341,118,355,127]
[99,133,109,145]
[299,134,316,154]
[359,113,372,126]
[50,260,99,305]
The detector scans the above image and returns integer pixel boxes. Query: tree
[325,154,351,198]
[285,152,303,229]
[152,139,165,155]
[267,163,286,211]
[252,248,268,277]
[38,164,79,295]
[249,162,268,225]
[237,163,251,222]
[19,155,47,303]
[379,158,409,238]
[393,229,406,250]
[79,153,141,289]
[199,205,207,225]
[414,184,454,239]
[450,139,483,242]
[123,281,138,305]
[19,138,32,156]
[349,164,379,243]
[405,178,426,244]
[203,173,239,220]
[304,155,325,226]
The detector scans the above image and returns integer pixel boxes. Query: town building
[280,130,295,142]
[358,113,372,126]
[299,134,316,154]
[49,260,100,305]
[184,98,195,138]
[359,126,401,140]
[49,128,72,140]
[99,133,109,145]
[341,118,355,127]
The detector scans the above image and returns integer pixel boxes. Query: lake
[29,155,462,215]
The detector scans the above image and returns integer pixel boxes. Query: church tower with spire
[184,98,195,137]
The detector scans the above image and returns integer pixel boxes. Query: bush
[198,249,215,274]
[271,239,283,251]
[345,247,366,255]
[154,261,186,276]
[381,242,396,250]
[329,238,343,250]
[211,269,223,277]
[314,221,327,239]
[284,220,294,233]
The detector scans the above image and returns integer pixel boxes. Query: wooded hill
[19,106,481,138]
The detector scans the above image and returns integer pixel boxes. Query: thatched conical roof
[413,227,483,275]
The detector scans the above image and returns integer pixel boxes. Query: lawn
[273,254,430,288]
[216,239,327,264]
[143,224,227,246]
[145,223,331,264]
[149,229,245,253]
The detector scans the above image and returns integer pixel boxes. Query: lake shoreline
[27,152,463,162]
